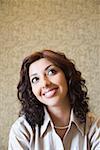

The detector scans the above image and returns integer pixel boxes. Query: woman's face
[29,58,69,107]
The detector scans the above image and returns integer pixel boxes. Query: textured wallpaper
[0,0,100,149]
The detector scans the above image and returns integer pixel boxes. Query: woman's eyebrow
[44,64,54,71]
[30,73,37,77]
[30,64,55,77]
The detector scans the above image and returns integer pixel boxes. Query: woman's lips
[42,88,58,98]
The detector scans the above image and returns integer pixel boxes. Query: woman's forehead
[29,58,54,75]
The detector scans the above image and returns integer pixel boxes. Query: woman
[8,49,100,150]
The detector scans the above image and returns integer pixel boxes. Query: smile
[42,88,58,98]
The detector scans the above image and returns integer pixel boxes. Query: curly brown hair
[17,49,90,128]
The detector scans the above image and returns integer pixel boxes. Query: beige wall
[0,0,100,149]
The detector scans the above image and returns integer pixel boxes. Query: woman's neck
[47,101,71,127]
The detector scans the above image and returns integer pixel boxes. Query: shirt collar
[40,107,51,137]
[40,107,85,137]
[70,109,85,136]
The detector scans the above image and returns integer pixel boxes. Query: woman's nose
[41,76,51,87]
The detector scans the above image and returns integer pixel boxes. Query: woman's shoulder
[9,115,34,139]
[8,116,35,149]
[11,115,30,129]
[86,112,100,148]
[86,112,100,127]
[86,112,100,135]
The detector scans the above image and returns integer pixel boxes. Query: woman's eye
[31,77,39,84]
[48,69,57,76]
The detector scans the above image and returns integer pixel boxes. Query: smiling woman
[8,49,100,150]
[29,58,68,108]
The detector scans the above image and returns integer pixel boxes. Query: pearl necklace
[54,125,69,129]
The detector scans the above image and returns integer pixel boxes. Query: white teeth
[43,89,57,98]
